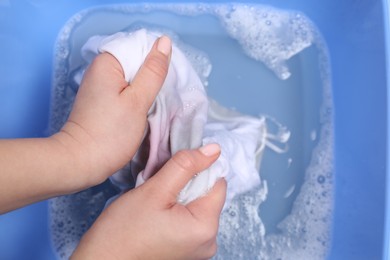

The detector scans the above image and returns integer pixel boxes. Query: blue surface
[0,0,387,259]
[383,0,390,259]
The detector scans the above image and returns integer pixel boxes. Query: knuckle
[172,150,198,173]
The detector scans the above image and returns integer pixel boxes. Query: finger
[122,36,172,113]
[187,178,227,224]
[146,144,221,203]
[83,52,128,93]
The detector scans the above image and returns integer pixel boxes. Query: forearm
[0,134,92,213]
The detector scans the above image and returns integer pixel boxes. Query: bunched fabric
[75,29,275,207]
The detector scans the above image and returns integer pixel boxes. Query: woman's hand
[72,144,227,260]
[0,36,172,213]
[54,36,172,188]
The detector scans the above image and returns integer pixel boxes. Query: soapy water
[49,3,333,260]
[216,5,314,80]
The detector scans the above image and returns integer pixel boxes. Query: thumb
[122,35,172,113]
[186,178,227,226]
[145,144,221,205]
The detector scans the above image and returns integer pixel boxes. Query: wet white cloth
[76,29,268,206]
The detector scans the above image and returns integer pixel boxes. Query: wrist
[50,128,107,192]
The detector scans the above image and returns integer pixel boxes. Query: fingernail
[199,143,221,156]
[157,36,171,56]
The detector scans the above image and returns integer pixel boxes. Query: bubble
[317,175,326,184]
[229,210,237,217]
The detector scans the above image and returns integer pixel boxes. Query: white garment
[76,29,269,206]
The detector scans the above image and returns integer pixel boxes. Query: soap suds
[49,3,333,260]
[215,5,315,80]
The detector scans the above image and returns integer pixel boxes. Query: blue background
[0,0,387,259]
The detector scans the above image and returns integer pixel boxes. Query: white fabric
[76,29,269,206]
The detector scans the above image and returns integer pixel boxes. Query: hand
[71,144,227,260]
[52,36,172,188]
[0,37,175,212]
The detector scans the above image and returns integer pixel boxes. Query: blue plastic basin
[0,1,388,259]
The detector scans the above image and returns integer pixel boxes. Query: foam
[49,186,115,259]
[213,5,333,258]
[49,3,333,260]
[214,5,315,80]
